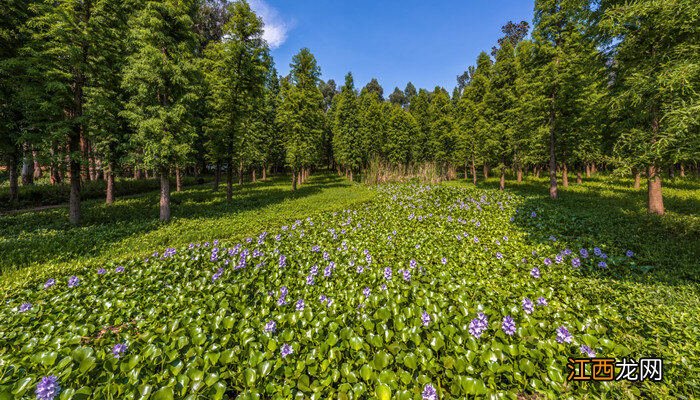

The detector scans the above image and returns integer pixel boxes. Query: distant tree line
[1,0,698,224]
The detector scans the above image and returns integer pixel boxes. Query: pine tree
[121,0,200,221]
[331,73,361,179]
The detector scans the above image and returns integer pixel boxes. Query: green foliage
[1,176,699,398]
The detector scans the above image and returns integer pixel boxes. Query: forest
[2,0,698,222]
[1,0,699,399]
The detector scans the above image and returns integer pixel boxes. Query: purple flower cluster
[530,267,541,279]
[115,266,125,273]
[496,252,503,260]
[212,267,224,281]
[502,315,516,336]
[572,257,581,268]
[264,320,277,333]
[384,267,392,280]
[626,250,634,257]
[556,326,573,344]
[44,279,55,289]
[278,255,286,268]
[580,345,596,357]
[401,269,411,282]
[422,383,438,400]
[97,268,106,275]
[35,376,60,400]
[468,312,488,338]
[280,343,293,358]
[277,286,288,306]
[19,302,32,313]
[580,248,589,258]
[363,287,371,298]
[112,343,127,358]
[537,297,548,306]
[421,311,431,327]
[67,276,79,288]
[544,258,552,266]
[522,298,534,314]
[296,299,305,311]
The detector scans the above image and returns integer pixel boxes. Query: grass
[1,172,698,398]
[0,173,375,292]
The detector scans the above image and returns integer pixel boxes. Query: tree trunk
[175,167,182,192]
[470,155,477,185]
[591,163,597,174]
[262,163,267,180]
[159,167,171,222]
[252,169,257,183]
[32,148,42,179]
[534,165,540,178]
[483,164,489,179]
[292,169,297,190]
[21,144,33,186]
[647,165,664,215]
[680,164,685,177]
[214,161,221,191]
[548,116,558,200]
[562,163,569,188]
[8,153,19,204]
[633,168,641,190]
[106,161,115,204]
[69,134,82,225]
[499,167,505,190]
[516,166,523,183]
[238,161,243,185]
[585,164,591,178]
[227,159,233,202]
[576,170,582,184]
[668,164,675,179]
[80,135,90,182]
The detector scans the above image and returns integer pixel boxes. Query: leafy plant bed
[1,183,697,399]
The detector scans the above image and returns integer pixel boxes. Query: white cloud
[249,0,291,49]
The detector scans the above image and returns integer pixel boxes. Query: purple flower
[572,258,581,268]
[212,267,224,281]
[522,298,534,314]
[530,267,541,279]
[35,375,60,400]
[468,312,488,338]
[600,252,608,259]
[279,255,286,268]
[593,247,602,256]
[626,250,634,257]
[310,265,319,276]
[556,326,573,344]
[296,299,305,311]
[384,267,392,280]
[473,237,479,244]
[324,264,333,278]
[264,320,277,333]
[306,275,315,286]
[530,211,537,218]
[44,279,55,289]
[380,284,387,291]
[363,287,371,298]
[422,383,438,400]
[580,248,589,258]
[67,276,79,288]
[402,269,411,282]
[19,302,32,313]
[421,311,431,327]
[356,264,364,274]
[580,345,596,357]
[112,343,127,358]
[555,254,563,264]
[311,245,320,252]
[502,315,516,336]
[410,259,418,269]
[536,297,548,306]
[563,248,572,256]
[598,261,607,268]
[280,344,293,358]
[496,252,503,260]
[441,257,447,265]
[97,268,106,275]
[544,258,552,266]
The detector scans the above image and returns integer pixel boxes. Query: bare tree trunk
[516,166,523,183]
[534,165,540,178]
[591,163,597,174]
[227,159,233,202]
[80,135,90,182]
[647,165,664,215]
[32,148,42,179]
[633,168,641,190]
[159,166,171,222]
[668,164,675,179]
[576,170,582,184]
[499,165,505,190]
[106,161,115,204]
[349,169,353,182]
[548,120,558,200]
[292,169,297,190]
[470,155,477,185]
[175,167,182,192]
[585,164,591,178]
[88,147,97,181]
[562,163,569,188]
[252,169,256,183]
[21,143,33,185]
[238,161,243,185]
[7,153,19,204]
[262,163,267,180]
[69,133,82,225]
[680,164,685,177]
[214,161,221,191]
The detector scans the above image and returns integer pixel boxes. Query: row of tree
[1,0,698,224]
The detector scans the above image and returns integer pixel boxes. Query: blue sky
[250,0,534,93]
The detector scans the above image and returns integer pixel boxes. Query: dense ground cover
[1,175,698,399]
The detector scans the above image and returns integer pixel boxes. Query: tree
[384,104,417,165]
[276,48,325,189]
[203,0,270,201]
[358,81,388,165]
[122,0,200,221]
[404,82,417,106]
[602,0,700,214]
[362,78,384,101]
[331,73,361,179]
[388,87,407,107]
